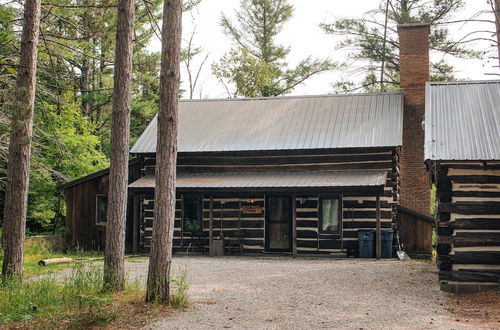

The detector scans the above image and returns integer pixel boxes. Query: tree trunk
[145,0,182,303]
[103,0,135,292]
[1,0,41,278]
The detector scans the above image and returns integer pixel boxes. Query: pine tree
[213,0,334,98]
[320,0,481,92]
[2,0,42,278]
[103,0,135,292]
[145,0,182,303]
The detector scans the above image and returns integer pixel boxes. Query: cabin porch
[128,170,395,257]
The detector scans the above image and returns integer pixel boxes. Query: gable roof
[425,80,500,161]
[130,92,403,153]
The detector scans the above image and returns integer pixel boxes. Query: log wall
[435,162,500,292]
[139,193,396,256]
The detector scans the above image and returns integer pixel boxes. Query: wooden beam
[132,194,139,253]
[376,195,381,259]
[292,193,297,257]
[209,196,214,257]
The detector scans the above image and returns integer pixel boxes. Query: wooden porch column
[132,194,139,253]
[209,196,214,257]
[376,195,381,259]
[292,193,297,257]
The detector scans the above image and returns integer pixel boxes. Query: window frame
[181,194,203,232]
[318,196,342,234]
[95,194,108,226]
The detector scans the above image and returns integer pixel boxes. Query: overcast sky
[149,0,496,99]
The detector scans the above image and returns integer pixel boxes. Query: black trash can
[358,230,375,258]
[381,229,394,258]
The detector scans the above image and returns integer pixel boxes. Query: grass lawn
[0,239,187,328]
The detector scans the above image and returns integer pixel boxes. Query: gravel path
[123,256,492,329]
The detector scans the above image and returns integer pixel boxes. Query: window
[320,198,340,233]
[183,196,202,231]
[96,195,108,224]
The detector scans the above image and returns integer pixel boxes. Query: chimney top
[397,22,430,29]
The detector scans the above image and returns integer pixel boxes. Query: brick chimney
[397,23,431,215]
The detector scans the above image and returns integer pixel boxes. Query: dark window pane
[96,196,108,223]
[183,196,202,231]
[321,199,339,232]
[266,197,291,251]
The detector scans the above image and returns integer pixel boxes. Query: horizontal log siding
[436,163,500,289]
[140,149,399,175]
[137,149,400,256]
[342,196,395,256]
[140,194,396,256]
[202,197,265,254]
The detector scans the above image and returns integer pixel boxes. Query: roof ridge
[427,79,500,86]
[179,91,404,103]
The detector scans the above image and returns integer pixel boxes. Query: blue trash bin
[358,230,375,258]
[381,229,394,258]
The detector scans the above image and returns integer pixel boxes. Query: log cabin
[425,80,500,293]
[58,23,435,258]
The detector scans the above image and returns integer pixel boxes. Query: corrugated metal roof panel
[128,170,388,189]
[130,92,403,153]
[425,80,500,161]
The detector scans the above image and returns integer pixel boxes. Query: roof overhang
[129,170,387,193]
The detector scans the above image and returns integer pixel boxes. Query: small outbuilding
[425,80,500,293]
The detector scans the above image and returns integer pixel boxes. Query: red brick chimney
[397,23,431,215]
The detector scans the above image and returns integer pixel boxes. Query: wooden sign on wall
[241,205,263,214]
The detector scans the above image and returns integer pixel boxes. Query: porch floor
[123,256,495,329]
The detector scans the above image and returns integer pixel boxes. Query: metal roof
[425,80,500,161]
[128,170,388,189]
[130,92,403,153]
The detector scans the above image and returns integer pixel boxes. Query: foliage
[320,0,482,92]
[212,48,280,98]
[0,0,204,234]
[26,97,109,232]
[169,270,189,308]
[213,0,335,97]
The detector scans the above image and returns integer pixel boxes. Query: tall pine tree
[213,0,334,98]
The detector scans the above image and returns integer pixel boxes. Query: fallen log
[38,254,144,266]
[38,257,74,266]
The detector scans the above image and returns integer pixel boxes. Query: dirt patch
[123,256,495,329]
[446,289,500,329]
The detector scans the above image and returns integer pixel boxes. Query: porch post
[292,193,297,257]
[376,195,381,259]
[132,194,139,253]
[209,195,214,257]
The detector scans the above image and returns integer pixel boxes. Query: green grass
[169,270,189,308]
[0,263,144,327]
[1,239,104,277]
[0,264,113,326]
[0,239,186,327]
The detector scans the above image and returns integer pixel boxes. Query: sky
[149,0,496,99]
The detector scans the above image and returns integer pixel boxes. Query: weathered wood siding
[139,193,396,256]
[63,160,142,250]
[435,162,500,291]
[397,210,433,257]
[65,175,109,250]
[136,148,400,255]
[141,148,400,176]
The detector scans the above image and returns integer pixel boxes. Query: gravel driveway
[123,256,491,329]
